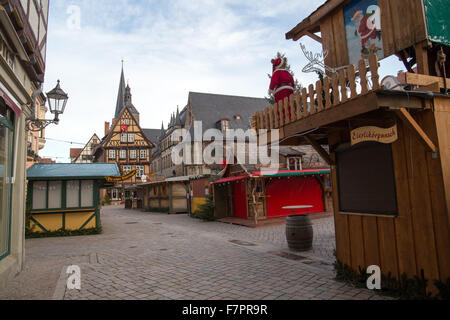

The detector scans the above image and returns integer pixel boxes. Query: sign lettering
[351,125,398,146]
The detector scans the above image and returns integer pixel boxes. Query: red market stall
[212,170,331,221]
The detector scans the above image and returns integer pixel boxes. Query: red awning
[0,87,21,117]
[251,169,331,177]
[212,175,248,185]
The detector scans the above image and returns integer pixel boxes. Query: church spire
[114,64,126,118]
[114,62,140,119]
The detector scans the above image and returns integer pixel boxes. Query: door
[233,180,248,219]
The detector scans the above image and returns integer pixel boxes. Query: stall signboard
[105,170,137,183]
[344,0,385,66]
[351,125,398,146]
[424,0,450,47]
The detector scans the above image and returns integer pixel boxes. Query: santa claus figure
[269,57,295,120]
[352,9,381,55]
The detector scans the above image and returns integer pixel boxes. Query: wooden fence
[253,54,381,131]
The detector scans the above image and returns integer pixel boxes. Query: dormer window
[219,119,230,132]
[234,115,242,120]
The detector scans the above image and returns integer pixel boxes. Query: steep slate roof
[188,92,270,135]
[27,163,121,180]
[115,67,139,118]
[143,129,161,144]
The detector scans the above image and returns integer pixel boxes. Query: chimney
[105,122,110,136]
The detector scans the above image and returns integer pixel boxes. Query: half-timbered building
[93,67,158,203]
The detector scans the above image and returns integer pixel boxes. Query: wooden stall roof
[138,176,192,187]
[212,175,248,185]
[27,163,121,181]
[286,0,346,40]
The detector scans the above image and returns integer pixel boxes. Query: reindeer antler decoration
[300,43,336,75]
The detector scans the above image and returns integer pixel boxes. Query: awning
[212,175,248,185]
[251,169,331,177]
[0,86,21,117]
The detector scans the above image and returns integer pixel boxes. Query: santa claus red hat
[272,57,286,72]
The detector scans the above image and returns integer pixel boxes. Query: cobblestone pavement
[0,206,390,300]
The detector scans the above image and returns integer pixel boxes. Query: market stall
[253,0,450,293]
[139,176,190,214]
[212,169,331,221]
[26,163,121,235]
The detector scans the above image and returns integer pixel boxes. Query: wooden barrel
[286,215,313,251]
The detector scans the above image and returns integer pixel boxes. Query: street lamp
[26,80,69,132]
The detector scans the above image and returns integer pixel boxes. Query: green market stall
[26,163,121,235]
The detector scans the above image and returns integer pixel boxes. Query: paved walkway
[0,206,389,300]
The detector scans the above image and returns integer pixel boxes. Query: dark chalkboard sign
[336,142,398,215]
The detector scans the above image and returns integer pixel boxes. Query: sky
[40,0,406,163]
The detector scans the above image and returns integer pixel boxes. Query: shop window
[32,181,47,209]
[81,180,94,207]
[336,142,398,215]
[66,180,80,208]
[0,111,13,259]
[48,181,62,209]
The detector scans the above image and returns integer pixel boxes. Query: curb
[52,266,67,300]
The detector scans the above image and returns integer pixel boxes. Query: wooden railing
[252,54,381,131]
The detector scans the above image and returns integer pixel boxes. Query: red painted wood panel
[233,181,248,219]
[266,177,324,218]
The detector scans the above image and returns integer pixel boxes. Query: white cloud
[40,0,404,162]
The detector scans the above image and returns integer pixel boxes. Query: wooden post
[332,73,340,106]
[295,91,303,120]
[316,80,324,112]
[289,94,296,121]
[278,100,284,127]
[369,54,380,90]
[302,87,309,117]
[308,84,316,115]
[339,69,348,103]
[274,103,280,128]
[323,77,332,108]
[359,59,369,94]
[347,64,357,99]
[284,97,290,124]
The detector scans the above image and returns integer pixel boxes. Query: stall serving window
[0,105,14,260]
[32,180,95,210]
[336,142,398,216]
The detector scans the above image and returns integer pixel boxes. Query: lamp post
[26,80,69,132]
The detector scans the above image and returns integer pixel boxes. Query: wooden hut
[253,0,450,293]
[189,175,211,215]
[139,176,191,214]
[212,168,331,222]
[26,163,121,234]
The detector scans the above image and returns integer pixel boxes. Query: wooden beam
[284,92,379,138]
[305,135,335,166]
[304,31,322,43]
[395,108,438,153]
[405,72,450,89]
